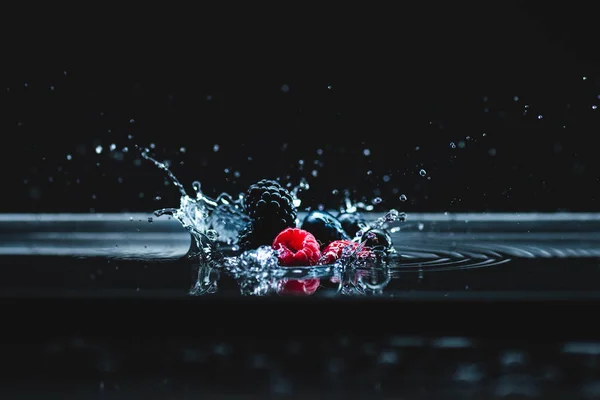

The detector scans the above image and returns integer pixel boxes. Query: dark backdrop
[2,4,599,213]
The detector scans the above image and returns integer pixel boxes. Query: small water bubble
[129,217,134,221]
[280,84,290,93]
[332,189,339,195]
[419,169,426,177]
[450,142,456,149]
[488,148,497,156]
[213,144,220,152]
[382,175,391,182]
[513,96,519,101]
[122,147,129,153]
[49,85,55,91]
[458,141,466,148]
[418,223,424,231]
[372,197,382,205]
[399,194,407,202]
[537,114,543,120]
[66,154,72,160]
[109,143,116,151]
[311,170,318,177]
[127,134,133,140]
[154,196,161,201]
[363,148,371,156]
[129,118,135,123]
[233,171,241,178]
[316,148,323,155]
[367,170,373,176]
[91,194,97,200]
[327,84,332,89]
[95,145,103,154]
[593,105,598,110]
[180,146,186,152]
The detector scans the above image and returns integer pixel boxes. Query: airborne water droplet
[419,169,426,177]
[399,194,407,202]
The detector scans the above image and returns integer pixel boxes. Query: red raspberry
[276,278,320,296]
[319,239,374,264]
[272,228,322,266]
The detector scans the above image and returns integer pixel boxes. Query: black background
[3,4,599,213]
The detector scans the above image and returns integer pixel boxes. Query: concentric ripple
[389,245,511,272]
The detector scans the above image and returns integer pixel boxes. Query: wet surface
[1,213,600,298]
[1,213,600,398]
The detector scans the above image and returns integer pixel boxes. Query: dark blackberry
[243,179,296,223]
[237,179,298,250]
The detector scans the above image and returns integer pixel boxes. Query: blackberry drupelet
[237,179,298,250]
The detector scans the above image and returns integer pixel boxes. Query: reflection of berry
[300,210,349,248]
[272,228,321,266]
[277,278,320,296]
[238,179,297,250]
[319,239,373,264]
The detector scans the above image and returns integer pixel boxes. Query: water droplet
[372,197,382,204]
[180,146,186,152]
[66,154,72,160]
[109,143,116,151]
[280,84,290,93]
[363,149,371,156]
[147,217,153,223]
[399,194,407,202]
[450,142,456,149]
[419,169,426,177]
[213,144,220,152]
[95,145,103,154]
[192,181,202,193]
[129,119,135,123]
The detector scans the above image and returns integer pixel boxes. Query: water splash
[139,147,402,296]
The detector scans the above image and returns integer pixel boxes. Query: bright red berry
[319,239,373,264]
[272,228,322,266]
[276,278,320,296]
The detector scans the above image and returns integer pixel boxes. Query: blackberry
[238,179,297,250]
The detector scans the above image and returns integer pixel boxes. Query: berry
[276,278,320,296]
[300,210,349,248]
[272,228,321,266]
[336,212,367,238]
[361,228,393,252]
[319,239,374,264]
[237,179,297,250]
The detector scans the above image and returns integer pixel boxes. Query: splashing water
[139,148,405,296]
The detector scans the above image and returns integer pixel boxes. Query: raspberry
[238,179,297,250]
[319,239,374,264]
[272,228,321,266]
[276,278,320,296]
